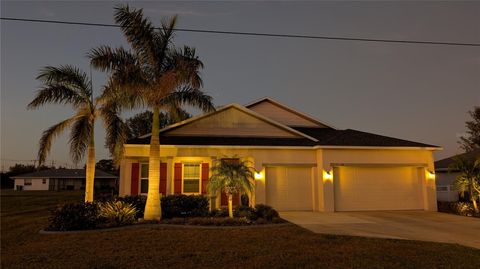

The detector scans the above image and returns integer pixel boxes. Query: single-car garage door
[266,166,313,211]
[334,166,424,211]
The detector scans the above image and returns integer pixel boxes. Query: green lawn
[2,190,480,269]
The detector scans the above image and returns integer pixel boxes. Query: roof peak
[245,97,336,129]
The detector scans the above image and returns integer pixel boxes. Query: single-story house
[12,169,117,191]
[434,149,480,202]
[119,98,440,212]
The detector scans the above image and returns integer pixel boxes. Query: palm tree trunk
[144,107,162,220]
[470,187,479,213]
[472,198,479,213]
[84,128,95,202]
[228,194,233,218]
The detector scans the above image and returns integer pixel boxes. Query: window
[24,179,32,186]
[140,163,149,194]
[183,163,200,193]
[42,179,47,184]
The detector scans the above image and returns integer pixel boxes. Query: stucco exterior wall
[320,148,437,211]
[120,145,438,212]
[14,178,49,191]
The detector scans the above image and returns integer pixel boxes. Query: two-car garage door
[333,166,424,211]
[265,165,425,212]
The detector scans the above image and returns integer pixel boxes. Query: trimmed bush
[48,202,102,231]
[117,195,146,219]
[99,201,138,226]
[161,195,209,219]
[234,205,257,220]
[254,204,279,221]
[210,208,229,217]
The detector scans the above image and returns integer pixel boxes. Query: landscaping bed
[437,201,480,218]
[46,194,285,231]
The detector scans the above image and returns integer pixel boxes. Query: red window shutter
[160,163,167,195]
[233,193,240,206]
[201,163,209,194]
[174,163,182,194]
[131,163,139,195]
[220,192,240,207]
[221,192,228,206]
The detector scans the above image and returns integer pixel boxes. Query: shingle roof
[434,149,480,170]
[127,136,316,147]
[127,127,439,148]
[293,127,439,148]
[11,169,118,179]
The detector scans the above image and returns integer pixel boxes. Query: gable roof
[126,99,440,149]
[245,97,335,129]
[11,169,118,179]
[434,149,480,170]
[143,103,319,142]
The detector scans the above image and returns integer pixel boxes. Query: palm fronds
[28,65,92,109]
[159,87,215,113]
[69,112,94,163]
[208,158,255,196]
[37,117,77,165]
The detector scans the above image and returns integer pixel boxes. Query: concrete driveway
[280,211,480,249]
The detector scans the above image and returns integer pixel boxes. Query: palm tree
[27,65,124,202]
[450,156,480,213]
[208,158,255,218]
[89,5,215,220]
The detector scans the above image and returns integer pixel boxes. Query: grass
[2,190,480,269]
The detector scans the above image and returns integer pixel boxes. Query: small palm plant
[208,158,255,218]
[450,156,480,213]
[99,201,138,226]
[27,65,125,202]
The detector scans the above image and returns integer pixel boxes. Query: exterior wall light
[427,170,435,180]
[254,171,264,180]
[323,169,333,181]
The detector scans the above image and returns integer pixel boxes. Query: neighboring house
[434,149,480,202]
[12,169,117,191]
[119,98,440,212]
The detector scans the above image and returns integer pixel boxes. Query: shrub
[117,195,146,219]
[235,205,257,220]
[210,208,229,217]
[48,202,101,231]
[254,204,279,221]
[161,195,209,219]
[437,201,478,217]
[99,201,138,226]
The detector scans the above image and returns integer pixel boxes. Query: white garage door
[334,166,424,211]
[266,166,313,211]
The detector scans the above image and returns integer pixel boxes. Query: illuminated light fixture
[427,171,436,179]
[254,172,263,180]
[323,169,333,180]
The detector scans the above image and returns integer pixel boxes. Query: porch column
[165,156,173,195]
[119,158,133,197]
[317,149,334,212]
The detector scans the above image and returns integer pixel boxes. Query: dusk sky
[1,1,479,170]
